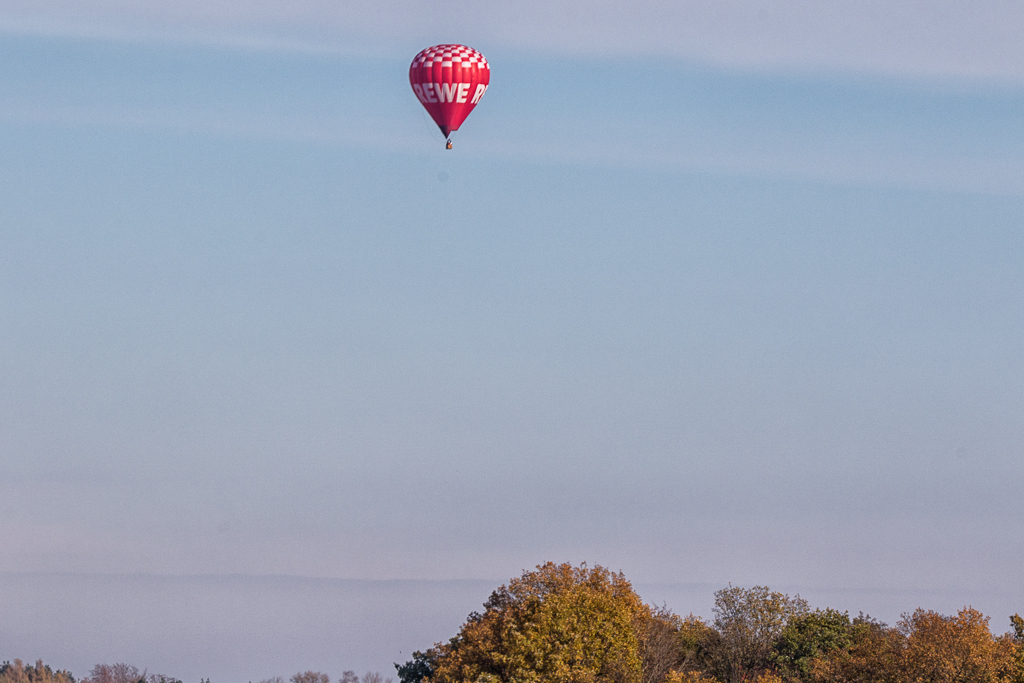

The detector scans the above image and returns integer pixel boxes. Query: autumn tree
[0,660,76,683]
[809,608,1021,683]
[639,606,690,683]
[898,607,1018,683]
[407,562,648,683]
[704,585,809,683]
[82,665,142,683]
[662,672,718,683]
[80,665,179,683]
[675,615,719,677]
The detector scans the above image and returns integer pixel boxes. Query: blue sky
[1,3,1023,680]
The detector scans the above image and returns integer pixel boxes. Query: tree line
[0,662,392,683]
[396,562,1024,683]
[5,563,1021,683]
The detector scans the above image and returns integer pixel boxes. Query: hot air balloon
[409,44,490,149]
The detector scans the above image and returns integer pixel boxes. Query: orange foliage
[899,608,1018,683]
[810,608,1021,683]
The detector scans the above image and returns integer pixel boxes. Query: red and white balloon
[410,44,490,145]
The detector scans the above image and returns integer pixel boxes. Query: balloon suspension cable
[446,138,453,150]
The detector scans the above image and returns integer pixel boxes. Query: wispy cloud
[2,0,1024,81]
[2,35,1021,196]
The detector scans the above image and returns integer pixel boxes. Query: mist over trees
[396,562,1024,683]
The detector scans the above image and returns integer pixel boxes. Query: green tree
[416,562,648,683]
[808,615,902,683]
[772,608,852,679]
[396,653,437,683]
[1011,615,1024,644]
[1011,615,1024,683]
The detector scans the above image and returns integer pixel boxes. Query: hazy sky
[5,0,1024,80]
[1,2,1023,681]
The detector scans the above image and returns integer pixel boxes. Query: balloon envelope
[409,45,490,139]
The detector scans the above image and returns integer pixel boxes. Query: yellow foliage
[429,562,647,683]
[0,660,75,683]
[751,672,790,683]
[663,670,719,683]
[810,608,1019,683]
[899,608,1018,683]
